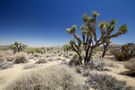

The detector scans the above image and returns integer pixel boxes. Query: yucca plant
[67,11,128,65]
[9,42,26,54]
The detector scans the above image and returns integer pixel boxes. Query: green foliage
[112,43,135,61]
[67,25,77,34]
[118,24,128,34]
[9,42,26,54]
[25,48,45,54]
[66,11,128,65]
[114,51,125,61]
[63,44,72,53]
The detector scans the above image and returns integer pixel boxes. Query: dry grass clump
[84,59,105,70]
[13,53,28,64]
[63,54,71,59]
[85,72,133,90]
[33,53,42,57]
[69,54,81,66]
[23,64,37,69]
[35,59,47,64]
[0,61,13,70]
[0,58,5,62]
[113,51,125,61]
[0,50,14,61]
[5,56,15,62]
[125,58,135,72]
[0,58,13,69]
[5,65,86,90]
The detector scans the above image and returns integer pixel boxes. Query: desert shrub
[23,64,36,69]
[58,54,61,56]
[103,60,119,67]
[93,47,102,54]
[85,72,133,90]
[14,54,28,64]
[68,53,74,56]
[82,59,105,76]
[35,59,47,64]
[113,51,125,61]
[5,65,86,90]
[33,53,42,57]
[63,54,70,59]
[57,57,61,60]
[69,54,82,66]
[63,44,72,53]
[0,61,13,69]
[125,58,135,72]
[6,56,14,62]
[112,44,135,61]
[84,59,105,70]
[0,51,14,61]
[25,48,45,54]
[0,58,5,63]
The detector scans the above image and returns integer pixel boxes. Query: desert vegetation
[0,11,135,90]
[67,11,127,65]
[111,43,135,61]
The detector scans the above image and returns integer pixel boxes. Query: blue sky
[0,0,135,46]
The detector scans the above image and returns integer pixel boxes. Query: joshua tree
[67,11,128,65]
[9,42,26,54]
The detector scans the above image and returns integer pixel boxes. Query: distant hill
[109,44,121,48]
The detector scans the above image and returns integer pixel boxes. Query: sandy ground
[0,55,69,90]
[0,51,135,90]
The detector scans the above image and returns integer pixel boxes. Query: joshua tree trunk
[102,42,110,58]
[84,48,93,65]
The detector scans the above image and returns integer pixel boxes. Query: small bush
[33,53,42,57]
[111,44,135,61]
[35,59,47,64]
[5,65,86,90]
[0,58,5,63]
[114,51,125,61]
[6,56,14,62]
[0,61,13,69]
[69,54,82,66]
[125,58,135,72]
[23,64,36,69]
[14,54,27,64]
[25,48,45,54]
[85,72,133,90]
[84,59,105,70]
[82,59,105,76]
[63,54,70,59]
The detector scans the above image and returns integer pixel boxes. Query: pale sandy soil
[0,51,135,90]
[0,55,69,90]
[93,51,135,88]
[104,61,135,88]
